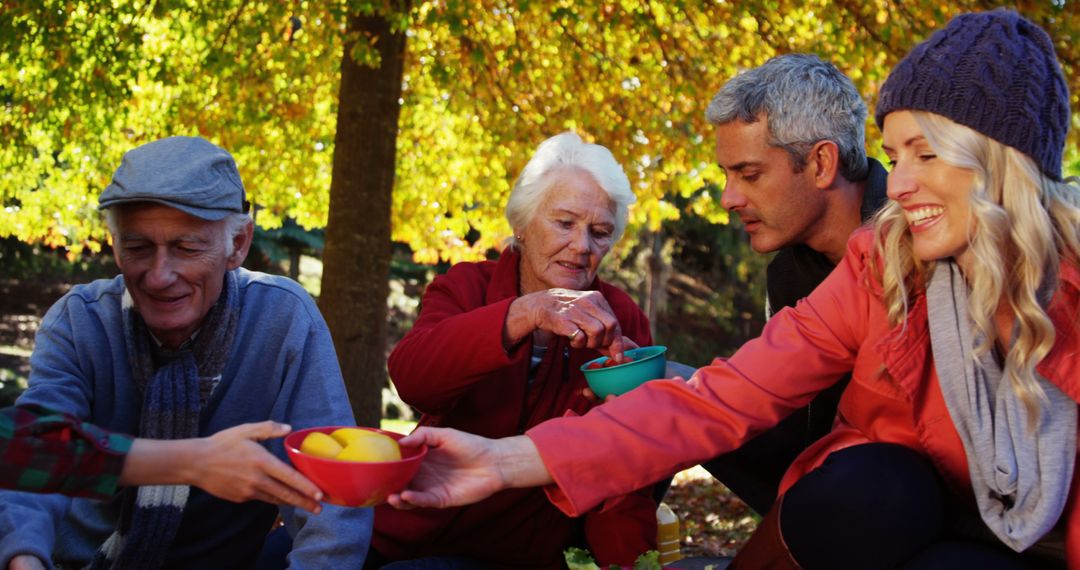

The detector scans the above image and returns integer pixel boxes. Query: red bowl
[284,426,427,508]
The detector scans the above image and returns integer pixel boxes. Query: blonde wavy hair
[873,111,1080,417]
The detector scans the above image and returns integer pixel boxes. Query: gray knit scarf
[89,271,240,570]
[927,260,1076,552]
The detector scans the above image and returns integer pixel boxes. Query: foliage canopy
[2,1,1078,262]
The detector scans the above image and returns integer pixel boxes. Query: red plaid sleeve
[0,404,133,499]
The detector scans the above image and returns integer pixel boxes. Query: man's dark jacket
[703,158,889,514]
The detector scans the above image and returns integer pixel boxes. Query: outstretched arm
[0,405,322,511]
[122,421,323,513]
[0,404,131,499]
[387,427,552,509]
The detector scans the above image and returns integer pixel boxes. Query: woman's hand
[504,288,627,356]
[601,335,639,364]
[387,428,552,509]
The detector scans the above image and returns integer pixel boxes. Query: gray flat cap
[98,136,249,220]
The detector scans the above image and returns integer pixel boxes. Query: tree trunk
[645,230,670,335]
[288,247,301,282]
[319,9,408,428]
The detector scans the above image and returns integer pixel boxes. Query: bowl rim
[285,425,427,465]
[580,345,668,372]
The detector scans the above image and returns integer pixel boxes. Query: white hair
[504,131,636,250]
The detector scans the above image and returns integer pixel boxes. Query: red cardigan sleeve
[388,264,526,414]
[528,230,876,516]
[389,261,655,416]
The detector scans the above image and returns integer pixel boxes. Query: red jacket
[376,248,657,568]
[529,229,1080,566]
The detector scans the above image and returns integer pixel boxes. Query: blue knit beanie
[875,10,1070,180]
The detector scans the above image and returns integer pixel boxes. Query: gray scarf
[927,260,1076,552]
[89,271,240,569]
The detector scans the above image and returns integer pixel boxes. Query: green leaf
[632,550,661,570]
[563,547,600,570]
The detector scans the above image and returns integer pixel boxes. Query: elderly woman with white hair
[368,132,657,569]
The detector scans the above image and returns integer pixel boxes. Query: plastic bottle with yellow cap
[657,502,682,564]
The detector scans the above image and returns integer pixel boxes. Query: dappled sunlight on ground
[0,278,67,404]
[666,465,758,559]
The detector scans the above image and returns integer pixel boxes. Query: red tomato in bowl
[603,356,634,368]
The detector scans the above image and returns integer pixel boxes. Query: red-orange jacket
[529,229,1080,566]
[376,248,657,568]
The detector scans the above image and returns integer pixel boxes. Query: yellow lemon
[300,432,344,459]
[335,432,401,462]
[329,427,380,448]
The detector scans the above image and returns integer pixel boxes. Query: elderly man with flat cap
[0,137,371,569]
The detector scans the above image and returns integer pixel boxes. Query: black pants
[779,443,1052,570]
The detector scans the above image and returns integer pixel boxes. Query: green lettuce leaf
[564,547,601,570]
[633,550,662,570]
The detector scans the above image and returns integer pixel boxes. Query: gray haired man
[701,54,888,515]
[0,137,371,569]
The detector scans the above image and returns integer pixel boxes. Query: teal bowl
[580,345,668,399]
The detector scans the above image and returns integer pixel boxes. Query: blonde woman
[388,10,1080,569]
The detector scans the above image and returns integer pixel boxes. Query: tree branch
[834,0,907,60]
[217,0,251,52]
